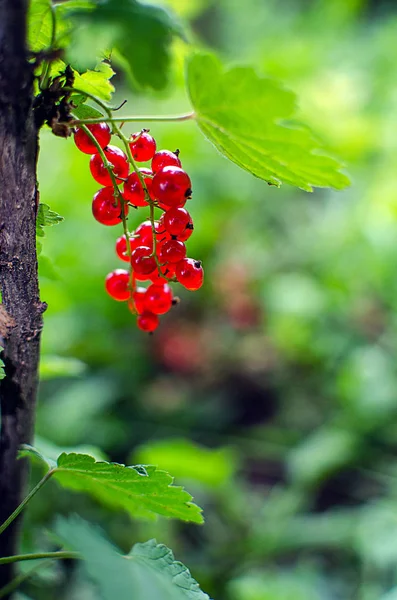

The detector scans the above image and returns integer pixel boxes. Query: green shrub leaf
[28,0,53,52]
[56,515,211,599]
[22,448,203,523]
[63,0,184,90]
[72,62,115,102]
[187,51,350,192]
[36,203,64,238]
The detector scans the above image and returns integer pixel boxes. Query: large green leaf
[28,0,53,52]
[22,448,203,523]
[56,516,211,600]
[72,62,115,102]
[63,0,184,90]
[187,52,350,192]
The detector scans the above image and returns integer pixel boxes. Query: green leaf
[133,438,237,488]
[187,51,350,192]
[72,62,115,102]
[36,203,64,238]
[71,102,104,121]
[28,0,53,52]
[64,0,184,90]
[23,450,203,523]
[54,453,203,522]
[56,515,211,600]
[19,444,56,470]
[0,346,5,380]
[130,539,211,599]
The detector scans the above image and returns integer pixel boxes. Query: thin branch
[0,551,79,566]
[69,112,195,126]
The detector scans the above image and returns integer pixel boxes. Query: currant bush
[74,126,204,332]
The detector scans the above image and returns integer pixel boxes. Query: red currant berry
[175,258,204,291]
[92,187,127,226]
[105,269,131,301]
[158,198,187,211]
[163,207,192,237]
[116,234,140,261]
[176,221,194,242]
[74,123,111,154]
[152,166,192,207]
[90,145,129,186]
[130,245,157,276]
[124,168,153,207]
[135,221,154,248]
[159,239,186,264]
[148,268,167,285]
[161,262,176,278]
[129,131,157,162]
[151,149,181,173]
[128,286,147,314]
[137,311,159,333]
[144,283,173,315]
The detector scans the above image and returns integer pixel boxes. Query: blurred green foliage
[20,0,397,598]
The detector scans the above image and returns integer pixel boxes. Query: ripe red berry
[175,258,204,291]
[161,262,176,278]
[137,311,159,333]
[130,245,157,276]
[105,269,131,301]
[151,150,181,173]
[92,187,127,226]
[151,166,192,207]
[177,222,194,242]
[134,220,153,247]
[124,168,153,207]
[163,207,192,237]
[159,239,186,264]
[144,283,173,315]
[90,145,129,186]
[129,131,157,162]
[115,234,140,261]
[128,286,147,314]
[148,268,167,285]
[74,123,111,154]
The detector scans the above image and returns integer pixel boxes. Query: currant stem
[0,551,79,565]
[110,123,161,276]
[78,124,134,292]
[0,470,55,536]
[70,112,195,126]
[39,3,57,90]
[65,87,113,119]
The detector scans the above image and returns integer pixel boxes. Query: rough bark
[0,0,43,592]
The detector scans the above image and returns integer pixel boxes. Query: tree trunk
[0,0,43,593]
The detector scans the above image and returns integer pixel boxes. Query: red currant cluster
[74,123,204,332]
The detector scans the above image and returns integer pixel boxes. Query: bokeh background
[22,0,397,598]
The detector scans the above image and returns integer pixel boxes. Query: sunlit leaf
[187,51,350,192]
[28,0,53,52]
[72,62,115,102]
